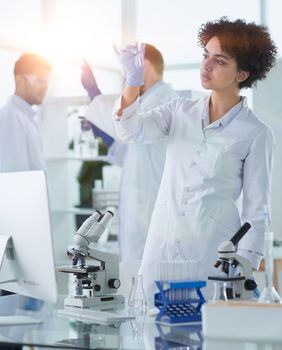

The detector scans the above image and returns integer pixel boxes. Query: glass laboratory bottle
[258,231,281,303]
[128,274,147,314]
[74,117,99,157]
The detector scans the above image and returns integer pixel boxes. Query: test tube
[160,260,171,301]
[191,259,199,281]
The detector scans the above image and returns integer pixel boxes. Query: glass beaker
[128,274,147,314]
[212,281,228,302]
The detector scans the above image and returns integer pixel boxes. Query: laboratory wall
[253,58,282,239]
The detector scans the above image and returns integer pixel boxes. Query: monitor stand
[0,235,16,285]
[0,235,42,325]
[0,235,10,268]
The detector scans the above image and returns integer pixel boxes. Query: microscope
[208,222,257,300]
[58,209,124,308]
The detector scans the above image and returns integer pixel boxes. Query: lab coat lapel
[188,98,206,142]
[210,103,251,146]
[176,98,206,151]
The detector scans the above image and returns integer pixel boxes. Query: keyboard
[58,307,135,324]
[0,315,42,325]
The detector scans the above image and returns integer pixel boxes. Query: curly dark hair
[198,17,278,89]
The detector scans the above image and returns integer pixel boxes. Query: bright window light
[0,0,41,45]
[38,0,122,68]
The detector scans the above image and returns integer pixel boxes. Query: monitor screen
[0,170,57,303]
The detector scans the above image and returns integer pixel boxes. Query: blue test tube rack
[154,280,206,324]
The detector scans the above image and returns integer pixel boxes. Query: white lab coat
[114,95,274,299]
[85,81,177,260]
[0,95,46,172]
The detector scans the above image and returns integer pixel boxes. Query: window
[39,0,123,96]
[266,0,282,57]
[0,0,41,46]
[136,0,260,96]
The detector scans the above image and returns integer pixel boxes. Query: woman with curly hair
[113,18,278,299]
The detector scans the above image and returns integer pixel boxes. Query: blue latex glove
[91,124,114,147]
[79,117,114,147]
[81,59,101,100]
[114,43,145,86]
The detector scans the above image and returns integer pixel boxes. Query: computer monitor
[0,170,57,303]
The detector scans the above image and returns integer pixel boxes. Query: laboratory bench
[1,246,282,349]
[1,294,282,349]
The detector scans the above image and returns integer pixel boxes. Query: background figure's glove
[115,43,145,86]
[81,59,101,100]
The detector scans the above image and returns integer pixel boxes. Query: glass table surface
[0,294,282,349]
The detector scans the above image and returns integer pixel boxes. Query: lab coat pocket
[207,209,241,241]
[196,212,240,276]
[196,141,226,178]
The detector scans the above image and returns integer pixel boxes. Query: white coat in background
[0,95,46,172]
[85,81,177,260]
[114,95,274,299]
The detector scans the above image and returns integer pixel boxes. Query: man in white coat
[0,53,51,173]
[0,54,51,303]
[82,44,177,261]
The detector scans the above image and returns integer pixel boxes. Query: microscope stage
[208,275,245,281]
[57,265,100,274]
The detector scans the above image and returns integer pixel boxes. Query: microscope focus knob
[244,279,257,291]
[94,284,101,292]
[108,278,121,289]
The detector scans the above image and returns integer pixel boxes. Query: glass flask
[128,274,147,314]
[258,231,281,303]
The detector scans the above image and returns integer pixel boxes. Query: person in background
[81,44,178,261]
[75,60,119,230]
[80,58,116,149]
[0,54,51,343]
[0,53,51,172]
[113,18,278,299]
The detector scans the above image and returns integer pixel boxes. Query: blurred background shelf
[39,96,120,266]
[51,207,95,215]
[47,155,109,162]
